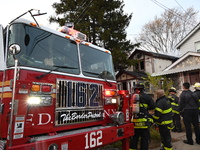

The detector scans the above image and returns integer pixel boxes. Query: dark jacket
[139,92,156,111]
[168,94,180,114]
[193,90,200,111]
[153,96,173,128]
[131,92,155,129]
[179,90,198,112]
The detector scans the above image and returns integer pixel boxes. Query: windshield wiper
[53,65,78,69]
[35,65,78,79]
[83,70,112,87]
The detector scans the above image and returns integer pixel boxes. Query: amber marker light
[104,89,117,97]
[105,50,111,53]
[65,35,70,39]
[31,84,40,92]
[30,23,37,27]
[76,39,81,43]
[85,42,90,46]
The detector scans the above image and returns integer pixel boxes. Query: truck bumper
[7,123,134,150]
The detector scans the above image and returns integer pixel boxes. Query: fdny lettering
[63,81,100,107]
[38,113,51,125]
[26,113,52,126]
[104,109,116,117]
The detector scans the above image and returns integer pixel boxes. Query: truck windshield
[6,23,115,80]
[6,23,80,74]
[80,44,116,80]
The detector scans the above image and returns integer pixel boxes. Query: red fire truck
[0,10,134,150]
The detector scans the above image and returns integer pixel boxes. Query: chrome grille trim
[56,79,104,125]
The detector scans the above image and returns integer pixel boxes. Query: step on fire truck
[0,9,134,150]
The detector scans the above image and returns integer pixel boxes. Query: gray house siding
[180,29,200,56]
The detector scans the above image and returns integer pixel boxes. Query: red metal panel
[8,123,134,150]
[3,69,117,136]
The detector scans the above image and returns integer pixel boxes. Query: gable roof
[176,22,200,49]
[152,51,200,76]
[164,51,200,70]
[129,49,179,61]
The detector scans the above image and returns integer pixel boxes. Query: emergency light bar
[65,22,74,28]
[58,26,87,41]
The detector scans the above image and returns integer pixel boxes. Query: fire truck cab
[0,10,134,150]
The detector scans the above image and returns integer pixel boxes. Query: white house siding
[180,29,200,56]
[154,58,173,73]
[145,55,153,74]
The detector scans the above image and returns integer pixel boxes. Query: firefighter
[168,87,182,132]
[179,82,200,145]
[192,82,200,142]
[130,82,155,150]
[193,82,200,112]
[153,89,173,150]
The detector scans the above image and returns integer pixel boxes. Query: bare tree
[135,7,198,55]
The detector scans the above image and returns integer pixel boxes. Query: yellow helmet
[193,82,200,90]
[169,87,176,93]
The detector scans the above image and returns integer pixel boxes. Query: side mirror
[9,44,21,55]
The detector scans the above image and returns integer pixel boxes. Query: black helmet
[134,82,144,89]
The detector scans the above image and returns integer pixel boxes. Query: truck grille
[55,79,104,126]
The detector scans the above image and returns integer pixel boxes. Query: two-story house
[116,49,178,93]
[152,22,200,90]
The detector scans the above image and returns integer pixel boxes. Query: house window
[132,81,136,87]
[122,82,127,90]
[140,61,145,70]
[135,63,139,71]
[195,41,200,52]
[134,61,145,71]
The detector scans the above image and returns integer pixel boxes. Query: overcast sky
[125,0,200,40]
[0,0,200,41]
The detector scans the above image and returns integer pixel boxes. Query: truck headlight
[28,96,52,106]
[110,111,124,125]
[105,97,117,104]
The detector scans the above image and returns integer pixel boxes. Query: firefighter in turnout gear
[130,82,155,150]
[192,82,200,142]
[153,89,173,150]
[193,82,200,112]
[168,87,182,132]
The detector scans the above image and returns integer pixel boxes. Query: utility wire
[174,0,186,12]
[74,0,94,24]
[151,0,196,26]
[72,0,89,19]
[151,0,170,11]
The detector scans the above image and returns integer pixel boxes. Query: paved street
[101,131,200,150]
[149,131,200,150]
